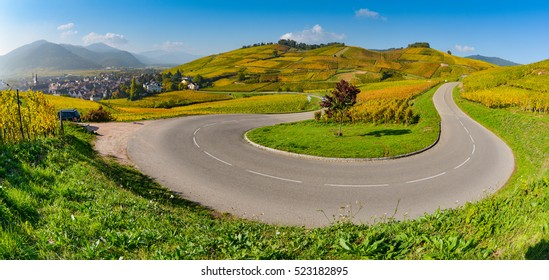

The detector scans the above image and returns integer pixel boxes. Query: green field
[100,90,231,109]
[246,86,440,158]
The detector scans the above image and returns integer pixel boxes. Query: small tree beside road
[320,79,360,136]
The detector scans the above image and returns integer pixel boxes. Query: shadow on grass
[94,159,207,211]
[525,239,549,260]
[362,129,411,138]
[65,125,210,214]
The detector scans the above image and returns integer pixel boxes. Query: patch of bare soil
[86,121,155,166]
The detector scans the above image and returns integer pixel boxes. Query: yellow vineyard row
[357,81,437,101]
[1,90,58,144]
[462,60,549,112]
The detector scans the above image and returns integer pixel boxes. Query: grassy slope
[246,85,440,158]
[100,90,232,108]
[461,59,549,112]
[2,86,547,259]
[167,44,495,92]
[452,88,548,258]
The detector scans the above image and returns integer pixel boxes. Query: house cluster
[181,77,200,90]
[47,73,136,101]
[47,73,132,101]
[143,81,162,93]
[45,73,166,101]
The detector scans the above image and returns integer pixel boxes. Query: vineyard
[41,92,317,122]
[462,59,549,112]
[357,80,437,101]
[347,80,438,124]
[168,44,493,92]
[0,90,58,144]
[100,90,231,109]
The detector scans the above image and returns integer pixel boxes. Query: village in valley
[11,69,200,101]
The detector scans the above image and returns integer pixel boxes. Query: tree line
[277,39,345,50]
[241,40,345,51]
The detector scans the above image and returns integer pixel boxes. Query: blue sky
[0,0,548,64]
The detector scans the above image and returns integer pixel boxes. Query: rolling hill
[0,40,101,77]
[135,50,201,66]
[167,44,496,92]
[0,40,145,78]
[466,55,520,66]
[61,43,144,68]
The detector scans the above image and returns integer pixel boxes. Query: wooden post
[59,111,64,135]
[16,89,25,140]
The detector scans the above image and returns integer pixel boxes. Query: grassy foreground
[246,86,440,158]
[1,91,547,260]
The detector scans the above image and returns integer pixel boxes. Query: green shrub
[314,111,322,121]
[82,106,114,122]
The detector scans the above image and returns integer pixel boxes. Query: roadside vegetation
[461,59,549,112]
[0,90,58,144]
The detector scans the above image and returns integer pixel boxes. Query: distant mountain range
[135,50,201,67]
[0,40,200,78]
[465,55,520,66]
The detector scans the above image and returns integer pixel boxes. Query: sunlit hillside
[462,59,549,112]
[167,44,495,92]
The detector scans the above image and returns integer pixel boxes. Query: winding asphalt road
[128,83,515,227]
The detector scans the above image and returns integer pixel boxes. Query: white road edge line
[193,136,200,148]
[204,151,233,166]
[325,183,389,188]
[246,169,302,184]
[202,122,218,128]
[406,172,446,184]
[454,157,471,170]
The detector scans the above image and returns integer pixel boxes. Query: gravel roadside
[87,121,155,166]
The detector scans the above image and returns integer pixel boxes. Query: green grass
[169,94,320,115]
[247,121,427,158]
[246,86,440,158]
[453,86,549,186]
[1,86,547,260]
[100,90,231,109]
